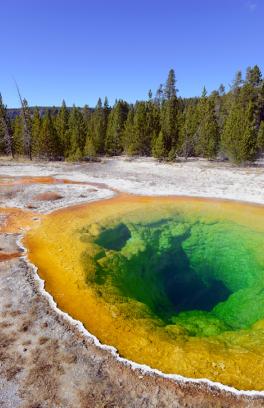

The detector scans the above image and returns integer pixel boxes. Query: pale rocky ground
[1,157,264,408]
[0,182,113,213]
[0,156,263,203]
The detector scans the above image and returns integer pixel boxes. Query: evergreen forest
[1,66,264,164]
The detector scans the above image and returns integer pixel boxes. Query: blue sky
[1,0,263,107]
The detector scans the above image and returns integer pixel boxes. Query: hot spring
[25,194,264,391]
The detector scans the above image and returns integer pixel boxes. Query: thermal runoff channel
[25,195,264,391]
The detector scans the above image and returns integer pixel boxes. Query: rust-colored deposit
[32,192,64,201]
[0,175,117,191]
[0,251,21,261]
[0,207,40,233]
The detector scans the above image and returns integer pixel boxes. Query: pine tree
[155,69,180,157]
[246,65,262,87]
[67,106,86,159]
[103,97,110,145]
[12,115,24,156]
[39,110,60,159]
[231,71,243,94]
[222,100,257,163]
[240,101,258,161]
[83,104,91,123]
[257,121,264,152]
[31,108,42,157]
[221,101,242,162]
[194,89,207,155]
[196,98,219,158]
[92,100,106,154]
[211,86,225,132]
[84,136,96,158]
[122,107,135,154]
[103,96,109,110]
[147,99,160,153]
[218,84,225,96]
[56,100,69,157]
[155,84,164,105]
[160,96,178,156]
[87,98,107,154]
[152,130,166,159]
[164,69,177,100]
[127,102,148,155]
[178,104,199,159]
[105,100,129,155]
[0,119,5,155]
[0,94,13,156]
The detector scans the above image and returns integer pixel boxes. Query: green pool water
[27,195,264,389]
[82,211,264,337]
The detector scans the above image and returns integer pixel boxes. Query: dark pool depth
[82,215,264,337]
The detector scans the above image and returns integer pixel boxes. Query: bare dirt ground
[1,157,264,408]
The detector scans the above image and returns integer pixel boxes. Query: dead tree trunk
[15,82,32,160]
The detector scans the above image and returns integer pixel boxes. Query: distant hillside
[7,106,94,119]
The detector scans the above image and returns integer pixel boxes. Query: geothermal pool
[25,194,264,391]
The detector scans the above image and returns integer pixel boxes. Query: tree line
[0,66,264,164]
